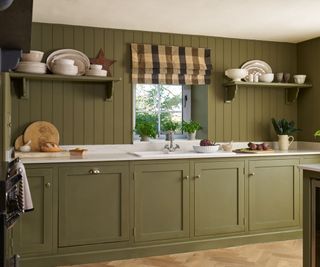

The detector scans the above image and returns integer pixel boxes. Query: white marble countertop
[9,141,320,164]
[298,164,320,172]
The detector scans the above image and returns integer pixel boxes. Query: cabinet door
[134,162,189,242]
[13,168,53,255]
[59,164,129,247]
[248,159,300,231]
[194,161,245,236]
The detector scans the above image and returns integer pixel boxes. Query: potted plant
[163,120,179,141]
[181,120,202,140]
[134,121,157,141]
[271,118,300,151]
[315,130,320,138]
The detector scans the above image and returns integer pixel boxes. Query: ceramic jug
[278,135,294,151]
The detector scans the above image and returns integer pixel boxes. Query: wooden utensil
[24,121,60,151]
[14,135,24,151]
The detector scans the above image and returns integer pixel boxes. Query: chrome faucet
[164,131,180,152]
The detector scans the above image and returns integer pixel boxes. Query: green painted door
[13,168,53,255]
[248,159,300,231]
[194,160,245,236]
[134,162,190,242]
[58,163,129,247]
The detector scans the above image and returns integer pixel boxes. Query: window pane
[135,84,184,136]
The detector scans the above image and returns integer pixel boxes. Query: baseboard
[20,229,302,267]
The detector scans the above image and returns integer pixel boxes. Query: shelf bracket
[224,84,238,103]
[21,78,30,99]
[105,81,114,102]
[11,77,29,100]
[285,88,300,104]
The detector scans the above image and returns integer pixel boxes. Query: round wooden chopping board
[14,135,24,151]
[24,121,60,151]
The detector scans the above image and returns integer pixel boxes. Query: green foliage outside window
[135,84,183,136]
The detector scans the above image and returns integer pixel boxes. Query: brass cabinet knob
[248,172,255,176]
[195,175,201,179]
[183,176,189,180]
[45,182,51,188]
[89,169,101,175]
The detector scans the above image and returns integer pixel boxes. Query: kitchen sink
[130,150,235,158]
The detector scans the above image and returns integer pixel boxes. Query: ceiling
[32,0,320,43]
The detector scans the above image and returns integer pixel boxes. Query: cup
[284,73,290,83]
[276,72,283,82]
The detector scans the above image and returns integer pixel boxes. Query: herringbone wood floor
[61,239,302,267]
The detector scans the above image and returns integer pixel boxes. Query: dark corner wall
[297,37,320,141]
[10,22,298,145]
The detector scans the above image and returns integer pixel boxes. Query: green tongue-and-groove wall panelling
[10,22,297,144]
[297,37,320,141]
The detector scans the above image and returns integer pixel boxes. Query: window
[133,84,191,139]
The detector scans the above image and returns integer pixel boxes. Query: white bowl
[193,145,220,153]
[52,64,78,76]
[90,64,103,70]
[16,62,47,74]
[225,69,248,82]
[85,69,107,77]
[259,73,274,83]
[54,58,75,65]
[294,74,306,84]
[21,50,44,62]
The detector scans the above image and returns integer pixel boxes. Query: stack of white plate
[46,49,90,76]
[15,50,46,74]
[85,64,107,77]
[51,58,78,76]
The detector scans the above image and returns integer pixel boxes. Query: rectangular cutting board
[233,148,275,154]
[14,151,70,158]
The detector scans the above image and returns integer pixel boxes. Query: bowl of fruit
[193,139,220,153]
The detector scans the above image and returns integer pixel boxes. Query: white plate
[16,65,47,74]
[18,62,46,67]
[241,60,272,82]
[85,69,107,77]
[46,49,90,75]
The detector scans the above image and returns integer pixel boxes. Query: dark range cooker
[0,0,34,266]
[0,159,24,267]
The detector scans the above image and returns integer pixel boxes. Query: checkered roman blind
[131,43,212,85]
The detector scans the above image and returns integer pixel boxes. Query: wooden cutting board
[14,151,69,159]
[23,121,60,152]
[233,148,275,154]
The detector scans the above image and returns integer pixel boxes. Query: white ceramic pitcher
[278,135,294,151]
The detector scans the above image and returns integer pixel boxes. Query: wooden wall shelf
[223,81,312,104]
[9,72,121,101]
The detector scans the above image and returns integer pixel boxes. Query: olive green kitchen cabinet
[133,161,190,242]
[193,160,245,236]
[248,159,300,231]
[13,167,54,255]
[58,163,130,247]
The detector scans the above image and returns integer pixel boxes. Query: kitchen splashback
[10,23,297,145]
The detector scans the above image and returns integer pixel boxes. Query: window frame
[133,84,191,140]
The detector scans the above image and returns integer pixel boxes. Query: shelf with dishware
[8,72,121,101]
[223,81,312,104]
